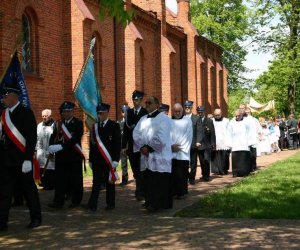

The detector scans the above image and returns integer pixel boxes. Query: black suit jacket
[49,117,83,164]
[2,104,37,166]
[122,107,148,152]
[89,120,121,166]
[196,116,216,150]
[190,114,200,149]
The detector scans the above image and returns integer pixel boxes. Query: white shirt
[133,112,173,173]
[9,101,20,112]
[171,116,193,161]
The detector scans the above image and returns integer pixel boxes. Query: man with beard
[211,109,230,175]
[133,96,173,212]
[122,90,148,200]
[171,103,192,199]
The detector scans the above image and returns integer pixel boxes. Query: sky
[165,0,273,81]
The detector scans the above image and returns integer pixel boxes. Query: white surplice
[171,116,193,161]
[133,112,173,173]
[227,118,252,152]
[212,117,230,150]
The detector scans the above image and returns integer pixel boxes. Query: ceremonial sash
[1,109,40,183]
[93,123,119,182]
[61,123,85,159]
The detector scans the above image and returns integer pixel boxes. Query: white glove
[48,144,63,154]
[112,161,119,169]
[22,160,32,173]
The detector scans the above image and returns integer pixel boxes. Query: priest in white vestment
[227,110,254,177]
[133,96,173,212]
[171,103,193,199]
[211,109,230,175]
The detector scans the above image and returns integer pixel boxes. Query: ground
[0,150,300,249]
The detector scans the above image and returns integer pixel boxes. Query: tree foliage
[97,0,134,25]
[190,0,253,91]
[251,0,300,114]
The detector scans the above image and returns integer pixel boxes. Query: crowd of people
[0,82,299,231]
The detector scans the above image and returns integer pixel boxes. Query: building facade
[0,0,228,151]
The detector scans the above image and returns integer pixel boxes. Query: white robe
[227,118,252,152]
[133,112,173,173]
[212,117,230,150]
[171,116,193,161]
[244,115,262,147]
[36,122,55,170]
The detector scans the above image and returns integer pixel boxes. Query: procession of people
[0,82,300,231]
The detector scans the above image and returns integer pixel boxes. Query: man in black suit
[0,83,42,231]
[48,101,84,209]
[184,100,200,185]
[85,103,121,211]
[122,90,148,200]
[195,106,216,182]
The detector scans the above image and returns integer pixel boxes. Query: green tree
[252,0,300,113]
[97,0,134,25]
[190,0,253,91]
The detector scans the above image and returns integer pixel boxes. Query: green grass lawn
[176,152,300,219]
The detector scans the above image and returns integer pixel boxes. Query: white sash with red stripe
[1,109,40,182]
[93,123,119,182]
[61,123,85,159]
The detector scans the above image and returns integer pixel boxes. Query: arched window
[22,14,31,71]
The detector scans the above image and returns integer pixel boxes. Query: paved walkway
[1,150,300,249]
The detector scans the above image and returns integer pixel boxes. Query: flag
[73,38,101,124]
[0,52,31,108]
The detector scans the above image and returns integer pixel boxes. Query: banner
[0,52,31,108]
[249,97,275,113]
[73,38,101,124]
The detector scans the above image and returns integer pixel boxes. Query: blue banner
[73,54,101,121]
[0,53,31,108]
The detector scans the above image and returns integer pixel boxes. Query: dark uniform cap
[59,101,75,111]
[159,103,170,112]
[132,90,144,100]
[196,106,205,112]
[121,104,129,112]
[96,103,110,113]
[1,81,20,96]
[183,100,193,107]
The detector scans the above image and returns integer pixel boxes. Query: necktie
[135,110,138,116]
[100,122,104,128]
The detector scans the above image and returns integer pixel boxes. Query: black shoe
[27,219,41,229]
[120,179,128,186]
[68,203,80,209]
[11,201,23,207]
[0,224,8,232]
[189,179,195,185]
[105,205,115,210]
[81,204,97,212]
[135,195,144,201]
[200,177,210,182]
[48,203,63,209]
[146,205,158,213]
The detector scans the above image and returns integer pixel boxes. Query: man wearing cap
[48,101,84,209]
[0,83,42,230]
[122,90,148,200]
[36,109,55,190]
[85,103,121,211]
[118,104,129,185]
[133,96,173,212]
[159,103,170,115]
[184,100,200,185]
[195,106,216,182]
[171,103,193,199]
